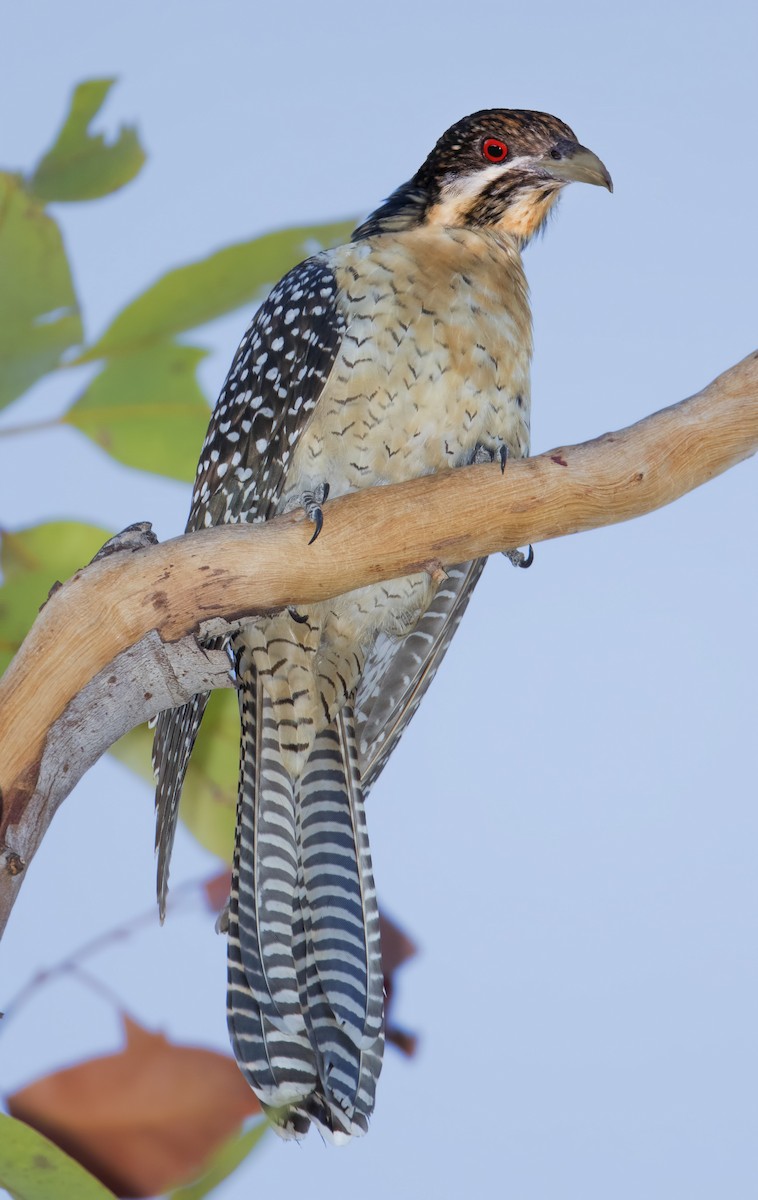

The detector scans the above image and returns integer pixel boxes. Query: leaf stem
[0,416,62,439]
[0,876,203,1028]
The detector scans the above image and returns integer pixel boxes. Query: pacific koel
[153,108,612,1140]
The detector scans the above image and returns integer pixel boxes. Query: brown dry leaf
[202,869,232,916]
[378,910,419,1057]
[378,910,418,976]
[8,1016,261,1198]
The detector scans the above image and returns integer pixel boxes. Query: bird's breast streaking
[236,224,533,778]
[280,224,532,505]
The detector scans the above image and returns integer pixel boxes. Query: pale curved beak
[544,141,613,192]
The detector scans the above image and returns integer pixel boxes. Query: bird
[152,108,611,1142]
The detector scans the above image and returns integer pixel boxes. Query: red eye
[482,137,508,162]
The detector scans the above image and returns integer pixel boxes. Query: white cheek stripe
[431,157,538,225]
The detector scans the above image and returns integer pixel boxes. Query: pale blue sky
[1,2,757,1197]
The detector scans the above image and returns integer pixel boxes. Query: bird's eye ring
[482,138,508,163]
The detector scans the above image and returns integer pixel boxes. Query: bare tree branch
[1,349,756,933]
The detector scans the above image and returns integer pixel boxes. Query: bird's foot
[423,559,449,590]
[471,442,508,473]
[471,444,530,564]
[301,482,330,544]
[502,545,534,569]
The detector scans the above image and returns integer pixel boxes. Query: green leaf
[28,79,145,203]
[64,341,211,481]
[176,688,239,861]
[0,521,111,675]
[112,688,239,863]
[0,1113,116,1200]
[168,1121,268,1200]
[78,218,356,361]
[0,172,82,410]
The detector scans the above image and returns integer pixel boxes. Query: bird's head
[419,109,612,244]
[355,109,611,245]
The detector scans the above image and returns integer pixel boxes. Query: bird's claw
[472,445,527,563]
[303,482,330,544]
[215,901,230,935]
[308,510,323,545]
[503,545,534,569]
[423,560,448,589]
[471,443,507,473]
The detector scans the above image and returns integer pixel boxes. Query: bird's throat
[491,186,562,245]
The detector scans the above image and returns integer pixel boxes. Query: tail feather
[217,651,385,1140]
[298,708,384,1047]
[234,655,302,1029]
[227,931,317,1109]
[300,937,383,1134]
[227,671,317,1111]
[296,706,385,1132]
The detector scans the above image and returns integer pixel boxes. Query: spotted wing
[188,255,347,530]
[153,254,347,914]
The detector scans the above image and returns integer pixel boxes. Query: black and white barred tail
[227,653,384,1140]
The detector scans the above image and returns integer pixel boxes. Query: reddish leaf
[378,910,418,975]
[202,869,231,916]
[8,1016,260,1198]
[385,1027,419,1057]
[379,910,419,1058]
